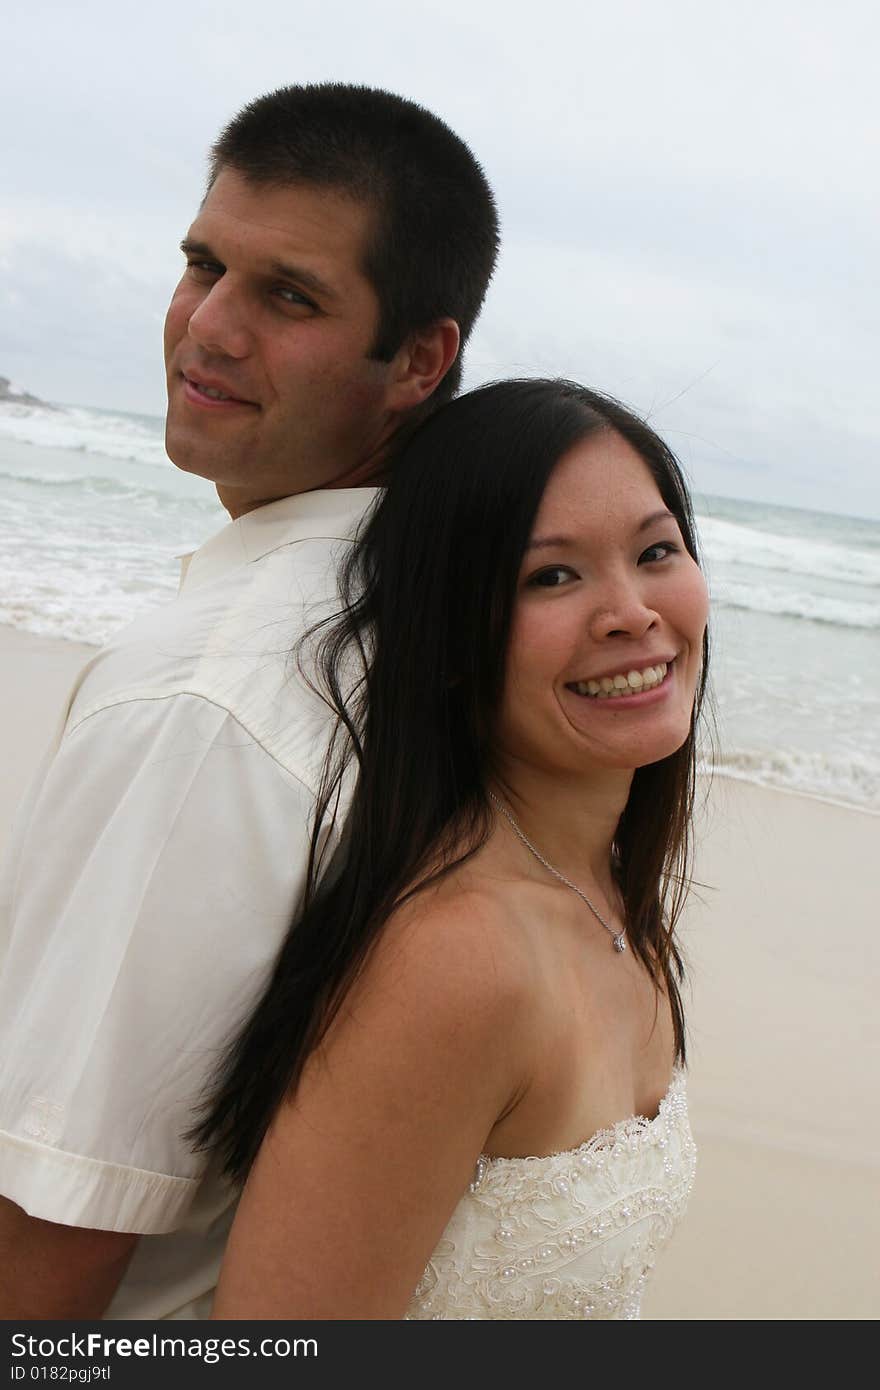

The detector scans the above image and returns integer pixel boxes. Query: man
[0,83,498,1319]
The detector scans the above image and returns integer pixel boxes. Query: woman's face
[493,428,709,781]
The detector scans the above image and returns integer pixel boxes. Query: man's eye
[528,566,576,588]
[639,542,679,564]
[185,260,222,279]
[275,286,317,309]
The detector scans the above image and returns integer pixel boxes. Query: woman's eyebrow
[525,534,573,552]
[526,511,677,553]
[636,509,677,533]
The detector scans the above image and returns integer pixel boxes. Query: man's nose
[186,278,252,359]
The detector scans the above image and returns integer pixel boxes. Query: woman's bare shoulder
[214,876,538,1320]
[369,874,540,1031]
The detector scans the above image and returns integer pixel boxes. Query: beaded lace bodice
[405,1068,695,1320]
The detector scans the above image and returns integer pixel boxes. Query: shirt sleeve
[0,694,318,1234]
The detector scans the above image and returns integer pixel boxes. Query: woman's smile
[562,658,679,716]
[566,657,673,699]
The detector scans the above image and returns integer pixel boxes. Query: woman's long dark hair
[190,379,711,1183]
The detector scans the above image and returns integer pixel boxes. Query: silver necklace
[489,791,627,953]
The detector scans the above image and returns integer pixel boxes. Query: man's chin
[165,422,225,482]
[166,447,215,482]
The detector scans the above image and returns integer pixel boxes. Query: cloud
[2,0,878,515]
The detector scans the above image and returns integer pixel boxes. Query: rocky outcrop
[0,376,57,409]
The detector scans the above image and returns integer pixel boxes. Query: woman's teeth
[571,662,669,698]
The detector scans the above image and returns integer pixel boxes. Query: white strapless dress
[405,1068,695,1320]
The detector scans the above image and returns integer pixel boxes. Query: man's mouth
[191,381,234,401]
[182,374,256,406]
[566,659,672,699]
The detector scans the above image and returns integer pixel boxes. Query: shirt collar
[178,487,382,592]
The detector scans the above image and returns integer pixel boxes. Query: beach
[2,620,876,1320]
[644,777,879,1319]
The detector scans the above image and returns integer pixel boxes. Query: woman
[195,378,710,1320]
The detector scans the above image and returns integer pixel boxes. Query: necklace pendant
[613,934,627,953]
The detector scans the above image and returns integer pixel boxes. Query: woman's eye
[639,541,678,564]
[528,566,576,588]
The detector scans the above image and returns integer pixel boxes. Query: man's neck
[215,488,291,521]
[215,427,401,520]
[323,456,389,490]
[216,474,385,522]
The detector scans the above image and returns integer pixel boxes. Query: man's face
[164,169,401,514]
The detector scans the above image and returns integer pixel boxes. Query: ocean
[1,396,878,812]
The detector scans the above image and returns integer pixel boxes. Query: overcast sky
[2,0,878,517]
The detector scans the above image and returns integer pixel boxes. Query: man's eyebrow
[179,238,216,259]
[179,240,337,301]
[525,511,678,552]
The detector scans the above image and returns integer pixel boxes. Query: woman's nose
[186,278,252,359]
[588,574,659,641]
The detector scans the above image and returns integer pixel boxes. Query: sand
[1,622,877,1319]
[643,777,878,1319]
[0,626,97,854]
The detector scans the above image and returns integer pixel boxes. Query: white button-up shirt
[0,486,380,1319]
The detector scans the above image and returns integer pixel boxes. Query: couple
[0,84,708,1320]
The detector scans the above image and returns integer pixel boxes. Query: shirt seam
[242,529,364,563]
[65,690,321,799]
[0,1126,198,1188]
[180,534,335,586]
[0,1129,201,1234]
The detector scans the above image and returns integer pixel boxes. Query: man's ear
[386,318,460,412]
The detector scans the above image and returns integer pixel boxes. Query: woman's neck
[488,759,633,897]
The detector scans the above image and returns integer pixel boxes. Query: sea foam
[0,400,169,468]
[708,747,880,813]
[710,578,879,630]
[698,516,880,588]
